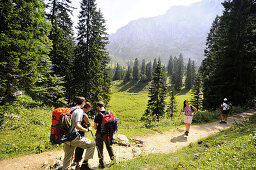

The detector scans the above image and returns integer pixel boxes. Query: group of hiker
[60,97,116,170]
[52,96,232,170]
[181,98,232,136]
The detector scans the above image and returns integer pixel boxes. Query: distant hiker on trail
[181,100,197,136]
[73,102,92,169]
[220,98,232,124]
[63,97,95,170]
[94,101,117,169]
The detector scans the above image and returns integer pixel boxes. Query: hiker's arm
[192,106,197,115]
[94,123,98,130]
[76,121,91,132]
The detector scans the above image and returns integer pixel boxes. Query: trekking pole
[90,130,103,159]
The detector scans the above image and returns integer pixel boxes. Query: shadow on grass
[118,81,149,93]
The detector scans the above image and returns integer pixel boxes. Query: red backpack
[100,111,118,144]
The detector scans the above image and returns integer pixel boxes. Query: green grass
[0,80,246,160]
[107,113,256,170]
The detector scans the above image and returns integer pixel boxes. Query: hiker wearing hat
[181,100,197,136]
[220,98,232,124]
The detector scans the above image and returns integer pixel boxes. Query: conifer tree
[166,90,177,119]
[124,65,132,82]
[185,58,192,89]
[146,61,152,81]
[152,58,157,72]
[74,0,110,112]
[142,59,167,121]
[140,59,147,81]
[167,56,174,76]
[46,0,76,104]
[191,73,203,110]
[173,54,184,91]
[133,58,140,81]
[113,63,122,80]
[0,0,52,104]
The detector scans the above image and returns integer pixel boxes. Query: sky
[71,0,202,34]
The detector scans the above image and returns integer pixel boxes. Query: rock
[7,114,20,120]
[115,134,130,147]
[13,90,23,97]
[132,147,142,157]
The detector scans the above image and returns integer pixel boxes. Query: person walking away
[94,101,115,169]
[220,98,231,124]
[181,100,197,136]
[73,102,92,169]
[63,97,95,170]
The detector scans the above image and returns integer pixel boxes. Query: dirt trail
[0,110,254,170]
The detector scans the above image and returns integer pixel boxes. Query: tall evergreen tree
[191,73,203,110]
[133,58,140,81]
[142,59,167,121]
[74,0,110,112]
[201,0,256,108]
[140,59,147,81]
[124,65,132,82]
[113,63,122,80]
[152,58,157,72]
[166,90,177,119]
[167,56,174,76]
[146,61,152,81]
[185,58,193,89]
[0,0,52,104]
[46,0,76,104]
[173,54,184,91]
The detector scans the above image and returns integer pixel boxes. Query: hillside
[107,0,224,65]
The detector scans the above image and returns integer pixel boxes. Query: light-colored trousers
[62,136,95,170]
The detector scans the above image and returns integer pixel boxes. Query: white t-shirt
[69,106,83,133]
[222,102,230,110]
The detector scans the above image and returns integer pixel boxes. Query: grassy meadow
[0,80,245,160]
[107,113,256,170]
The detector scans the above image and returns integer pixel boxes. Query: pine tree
[166,90,177,119]
[46,0,76,104]
[185,58,192,89]
[74,0,110,112]
[113,63,122,80]
[146,61,152,81]
[140,59,147,81]
[173,54,184,91]
[201,0,256,108]
[142,59,167,121]
[133,58,140,81]
[152,58,157,72]
[167,56,174,76]
[0,0,52,104]
[191,73,203,110]
[124,65,132,82]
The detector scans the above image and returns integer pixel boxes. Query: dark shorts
[222,110,229,114]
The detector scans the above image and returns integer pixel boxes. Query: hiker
[181,100,197,136]
[73,102,92,169]
[62,97,95,170]
[94,101,115,169]
[220,98,231,124]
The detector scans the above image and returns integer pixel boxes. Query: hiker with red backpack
[73,102,92,169]
[181,100,197,136]
[94,101,118,169]
[62,97,95,170]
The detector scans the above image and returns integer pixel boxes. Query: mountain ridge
[107,0,224,65]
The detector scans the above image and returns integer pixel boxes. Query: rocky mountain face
[107,0,224,65]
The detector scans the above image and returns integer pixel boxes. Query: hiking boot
[223,121,227,124]
[80,161,92,170]
[185,131,189,136]
[219,120,224,124]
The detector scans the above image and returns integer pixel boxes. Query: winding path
[0,110,254,170]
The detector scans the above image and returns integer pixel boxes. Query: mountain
[107,0,224,65]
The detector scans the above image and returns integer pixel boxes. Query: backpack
[50,108,77,144]
[100,111,118,144]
